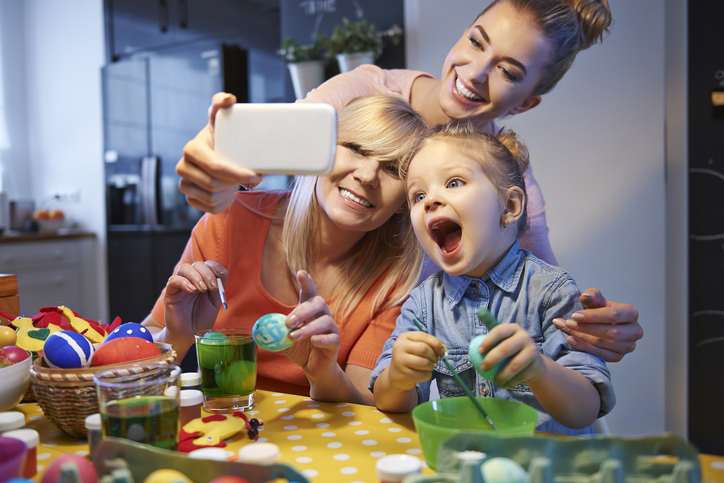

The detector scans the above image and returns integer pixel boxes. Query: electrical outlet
[51,189,80,203]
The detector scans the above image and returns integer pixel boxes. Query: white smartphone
[214,103,337,175]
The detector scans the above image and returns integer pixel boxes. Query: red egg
[91,337,161,367]
[41,454,98,483]
[1,346,30,364]
[209,477,250,483]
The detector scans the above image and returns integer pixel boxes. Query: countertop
[0,230,96,243]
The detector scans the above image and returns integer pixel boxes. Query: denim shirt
[370,241,615,436]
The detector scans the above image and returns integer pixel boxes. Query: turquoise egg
[468,334,509,381]
[252,313,293,352]
[480,457,527,483]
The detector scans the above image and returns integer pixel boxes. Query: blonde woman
[142,96,428,405]
[174,0,643,363]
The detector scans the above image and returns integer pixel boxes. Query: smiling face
[406,141,519,278]
[315,143,406,235]
[438,1,551,126]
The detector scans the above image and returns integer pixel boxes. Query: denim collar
[441,240,523,308]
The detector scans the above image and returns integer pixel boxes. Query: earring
[501,216,508,229]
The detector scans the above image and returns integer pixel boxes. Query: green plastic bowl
[412,397,538,469]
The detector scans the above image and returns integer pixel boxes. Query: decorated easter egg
[43,331,94,369]
[252,313,293,352]
[209,476,251,483]
[0,326,17,347]
[103,322,154,344]
[1,346,30,364]
[143,469,193,483]
[40,454,98,483]
[215,359,257,394]
[91,337,161,367]
[480,457,528,483]
[468,334,509,381]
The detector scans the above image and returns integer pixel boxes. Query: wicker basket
[30,342,176,438]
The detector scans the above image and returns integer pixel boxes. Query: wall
[0,0,108,321]
[405,0,668,436]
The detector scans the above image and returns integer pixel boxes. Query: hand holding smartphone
[214,103,337,175]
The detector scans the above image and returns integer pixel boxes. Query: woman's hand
[552,288,643,363]
[176,92,265,213]
[283,271,341,379]
[388,332,445,391]
[164,260,227,343]
[479,324,545,389]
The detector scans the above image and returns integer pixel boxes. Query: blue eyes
[447,179,463,189]
[413,193,426,203]
[410,179,464,204]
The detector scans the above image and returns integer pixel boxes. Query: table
[14,391,724,483]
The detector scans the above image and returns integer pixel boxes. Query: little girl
[370,123,615,435]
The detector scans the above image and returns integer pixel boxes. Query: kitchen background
[0,0,719,453]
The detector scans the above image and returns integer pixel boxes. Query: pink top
[302,64,557,268]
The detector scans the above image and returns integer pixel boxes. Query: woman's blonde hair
[482,0,613,96]
[283,96,429,322]
[402,121,530,235]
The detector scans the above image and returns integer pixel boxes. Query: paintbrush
[411,318,498,431]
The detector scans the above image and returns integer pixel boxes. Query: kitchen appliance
[103,41,250,326]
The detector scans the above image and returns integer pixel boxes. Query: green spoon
[412,318,498,431]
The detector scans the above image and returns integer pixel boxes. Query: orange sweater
[151,191,401,396]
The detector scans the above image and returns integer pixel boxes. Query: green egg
[215,359,257,395]
[197,332,230,370]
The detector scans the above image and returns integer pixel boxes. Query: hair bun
[568,0,613,50]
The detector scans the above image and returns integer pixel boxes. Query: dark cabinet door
[106,0,270,60]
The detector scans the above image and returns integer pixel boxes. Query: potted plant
[281,33,328,100]
[327,18,382,73]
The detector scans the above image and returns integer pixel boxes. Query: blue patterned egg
[43,330,95,368]
[252,313,293,352]
[103,322,154,344]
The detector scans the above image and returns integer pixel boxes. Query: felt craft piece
[56,306,107,344]
[178,411,263,452]
[43,330,95,369]
[11,317,63,353]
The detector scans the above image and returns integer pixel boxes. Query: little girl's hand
[388,332,446,391]
[479,324,545,389]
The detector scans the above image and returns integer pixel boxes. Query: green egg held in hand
[252,313,293,352]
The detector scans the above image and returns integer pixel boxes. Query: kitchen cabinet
[104,0,280,61]
[0,234,101,321]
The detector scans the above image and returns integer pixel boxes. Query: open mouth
[340,188,372,208]
[430,219,462,254]
[455,76,483,102]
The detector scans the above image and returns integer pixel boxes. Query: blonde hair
[283,96,429,322]
[403,121,530,235]
[482,0,613,96]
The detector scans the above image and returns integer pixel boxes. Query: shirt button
[466,361,471,367]
[471,281,480,289]
[481,386,490,397]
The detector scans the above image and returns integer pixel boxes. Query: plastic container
[180,372,202,391]
[0,411,26,432]
[0,435,28,480]
[3,428,39,478]
[85,413,102,460]
[411,396,537,470]
[179,389,203,427]
[237,442,281,465]
[376,454,423,482]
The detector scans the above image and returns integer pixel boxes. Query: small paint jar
[375,454,423,483]
[3,428,39,478]
[179,389,203,427]
[180,372,202,391]
[0,411,25,432]
[84,413,102,461]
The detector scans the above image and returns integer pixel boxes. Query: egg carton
[405,432,706,483]
[93,437,309,483]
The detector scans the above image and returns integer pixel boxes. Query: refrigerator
[103,41,249,327]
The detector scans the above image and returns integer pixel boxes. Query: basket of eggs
[3,306,176,438]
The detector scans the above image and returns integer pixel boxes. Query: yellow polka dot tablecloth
[13,390,435,482]
[10,390,724,483]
